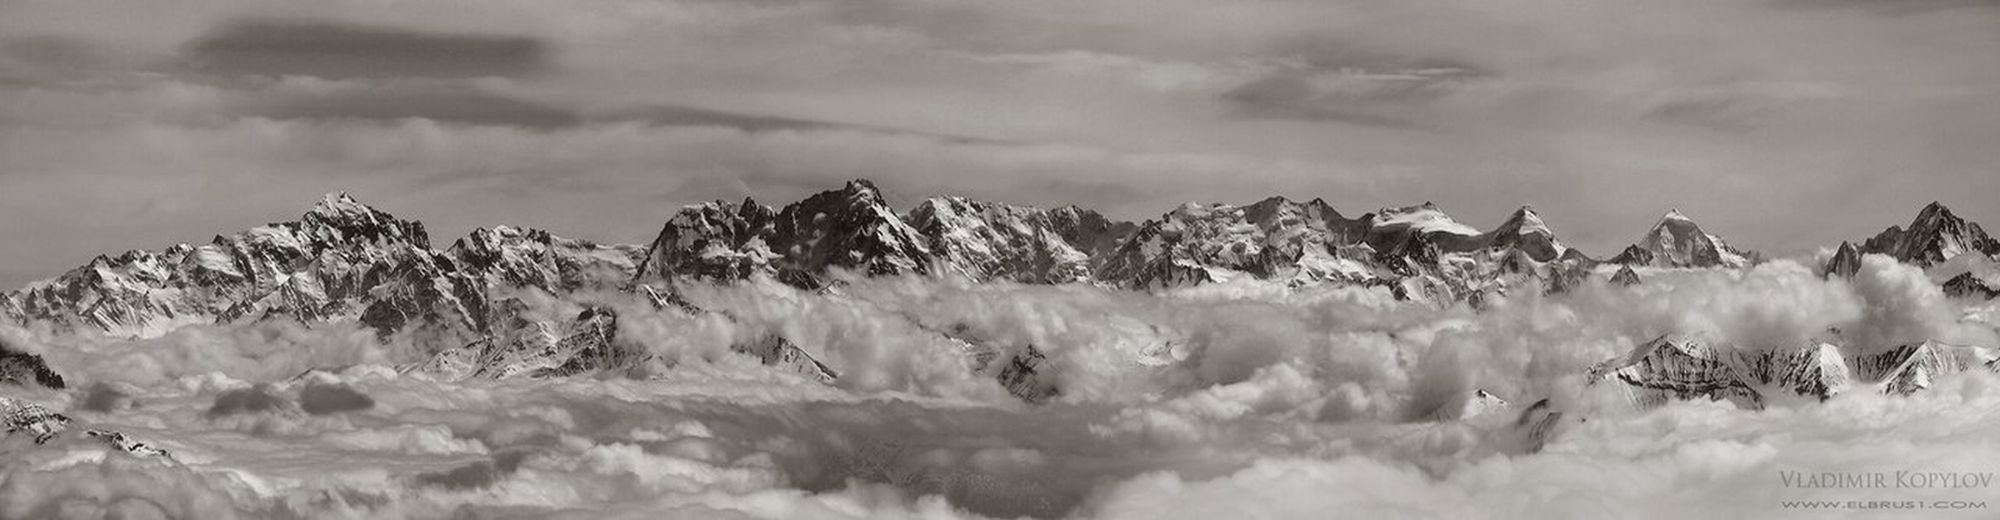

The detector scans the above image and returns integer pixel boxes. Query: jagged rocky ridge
[1827,202,2000,300]
[1860,202,2000,268]
[2,398,171,459]
[5,181,1999,403]
[0,341,64,390]
[1590,333,1996,408]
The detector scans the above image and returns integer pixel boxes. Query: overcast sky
[1,0,1996,287]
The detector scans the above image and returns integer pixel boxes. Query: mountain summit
[1861,202,2000,268]
[9,182,1998,346]
[1610,209,1755,269]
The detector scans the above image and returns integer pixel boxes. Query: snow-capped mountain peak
[636,198,780,284]
[1503,206,1553,237]
[1611,209,1753,269]
[1097,196,1373,289]
[1861,201,1999,268]
[1824,241,1863,278]
[768,179,934,281]
[1475,205,1574,262]
[296,192,430,249]
[905,195,1098,283]
[1371,202,1479,236]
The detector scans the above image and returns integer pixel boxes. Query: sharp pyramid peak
[299,192,407,227]
[821,178,893,208]
[1496,205,1550,229]
[841,178,881,196]
[1915,201,1960,223]
[309,191,373,215]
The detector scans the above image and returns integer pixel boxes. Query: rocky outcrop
[0,342,63,389]
[1824,241,1863,279]
[1860,202,2000,268]
[1,398,169,458]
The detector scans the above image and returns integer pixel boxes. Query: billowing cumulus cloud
[0,265,1995,518]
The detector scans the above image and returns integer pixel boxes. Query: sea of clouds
[3,255,2000,519]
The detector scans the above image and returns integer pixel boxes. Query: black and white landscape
[4,1,2000,519]
[2,184,1999,518]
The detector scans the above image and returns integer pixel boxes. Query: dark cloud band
[186,19,548,79]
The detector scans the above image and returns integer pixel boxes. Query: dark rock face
[0,194,488,343]
[411,300,632,380]
[997,345,1058,404]
[1479,207,1571,263]
[731,332,838,384]
[14,181,2000,395]
[1046,206,1138,261]
[770,180,934,282]
[1736,343,1851,401]
[1824,241,1863,279]
[3,399,70,444]
[1608,245,1652,266]
[1515,399,1563,454]
[1096,197,1382,289]
[532,306,642,379]
[0,192,656,365]
[1590,334,1768,410]
[1943,273,2000,300]
[1591,335,2000,408]
[0,342,63,389]
[1609,265,1642,287]
[1852,341,1998,396]
[2,398,170,458]
[450,226,643,291]
[1861,203,2000,268]
[635,198,779,284]
[1589,335,1858,409]
[908,197,1103,283]
[0,179,1737,358]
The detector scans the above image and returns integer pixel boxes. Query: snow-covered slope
[4,193,461,338]
[3,397,172,458]
[1862,202,2000,268]
[906,196,1100,283]
[15,181,2000,390]
[769,180,935,283]
[450,226,643,292]
[1590,334,1859,409]
[634,198,781,284]
[0,194,649,366]
[1477,206,1575,263]
[1851,341,1999,396]
[1096,197,1375,289]
[1609,210,1755,269]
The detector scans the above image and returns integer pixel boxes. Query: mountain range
[1,179,1996,409]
